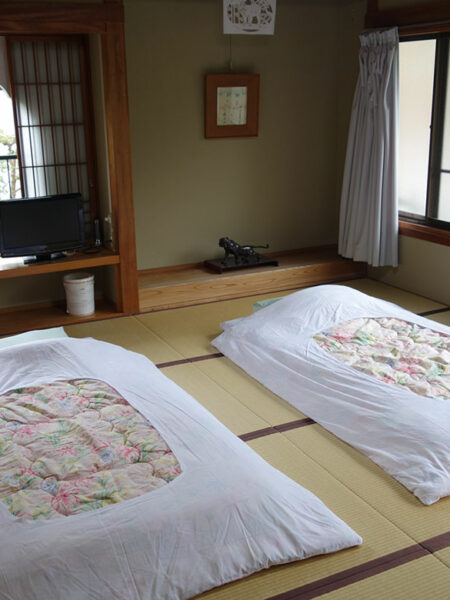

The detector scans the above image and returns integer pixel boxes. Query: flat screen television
[0,193,85,262]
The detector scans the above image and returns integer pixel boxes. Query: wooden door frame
[0,0,139,314]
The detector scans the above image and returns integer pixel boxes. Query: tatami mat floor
[65,279,450,600]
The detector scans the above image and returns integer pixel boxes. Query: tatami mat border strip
[418,307,450,316]
[267,532,450,600]
[275,418,316,432]
[268,545,429,600]
[156,353,224,369]
[420,531,450,553]
[238,426,276,442]
[238,418,315,442]
[189,352,224,364]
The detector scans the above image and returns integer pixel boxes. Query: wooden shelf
[0,248,120,279]
[0,298,124,336]
[138,246,367,312]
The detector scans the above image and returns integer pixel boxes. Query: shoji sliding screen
[7,36,97,234]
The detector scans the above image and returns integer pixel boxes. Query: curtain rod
[363,21,450,36]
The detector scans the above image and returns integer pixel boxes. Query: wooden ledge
[138,247,367,312]
[399,221,450,247]
[0,298,123,337]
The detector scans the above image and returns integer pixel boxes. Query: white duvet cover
[0,337,361,600]
[212,285,450,505]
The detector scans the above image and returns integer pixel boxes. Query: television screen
[0,193,85,259]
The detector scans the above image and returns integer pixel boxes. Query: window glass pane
[441,42,450,170]
[398,40,435,216]
[438,172,450,221]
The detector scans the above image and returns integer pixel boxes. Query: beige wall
[369,237,450,305]
[369,232,450,304]
[125,0,343,269]
[336,0,365,199]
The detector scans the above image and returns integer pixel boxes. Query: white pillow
[253,296,282,311]
[0,327,68,349]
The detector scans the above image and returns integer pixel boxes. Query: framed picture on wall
[205,73,260,138]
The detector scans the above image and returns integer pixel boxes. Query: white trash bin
[63,272,95,316]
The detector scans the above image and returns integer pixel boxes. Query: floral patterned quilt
[0,379,182,520]
[314,317,449,400]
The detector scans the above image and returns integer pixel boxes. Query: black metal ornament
[204,237,278,273]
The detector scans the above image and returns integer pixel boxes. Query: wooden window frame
[398,220,450,246]
[365,1,450,30]
[0,1,138,313]
[366,1,450,247]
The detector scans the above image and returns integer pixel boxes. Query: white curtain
[7,39,91,232]
[339,28,399,267]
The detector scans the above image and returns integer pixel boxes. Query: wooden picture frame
[205,73,259,138]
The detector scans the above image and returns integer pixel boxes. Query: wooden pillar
[101,14,139,314]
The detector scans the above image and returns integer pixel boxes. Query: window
[399,33,450,231]
[0,86,20,200]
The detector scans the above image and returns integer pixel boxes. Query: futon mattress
[213,285,450,505]
[0,336,361,600]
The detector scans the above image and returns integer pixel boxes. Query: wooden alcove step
[138,246,367,312]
